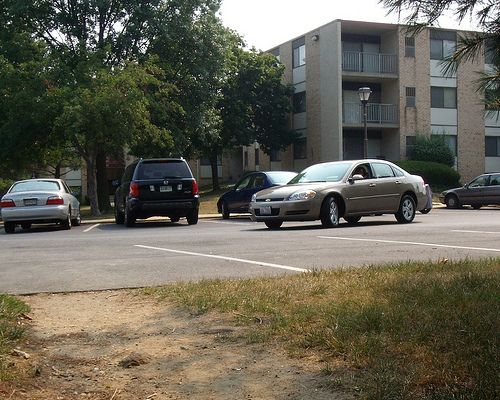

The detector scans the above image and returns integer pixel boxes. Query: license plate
[160,185,172,192]
[24,198,37,206]
[260,206,271,215]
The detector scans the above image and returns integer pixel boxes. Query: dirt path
[3,290,346,399]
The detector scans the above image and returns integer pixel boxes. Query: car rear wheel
[115,202,125,224]
[321,196,339,228]
[186,209,199,225]
[445,194,459,209]
[221,201,230,219]
[124,203,136,227]
[61,212,72,230]
[395,195,416,223]
[72,208,81,226]
[265,220,283,229]
[4,222,15,234]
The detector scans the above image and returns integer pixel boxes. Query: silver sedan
[1,179,81,233]
[249,159,428,229]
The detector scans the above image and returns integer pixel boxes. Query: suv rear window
[135,160,192,180]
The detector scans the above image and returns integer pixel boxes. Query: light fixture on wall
[358,87,372,159]
[311,35,319,41]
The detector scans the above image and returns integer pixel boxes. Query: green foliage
[409,134,455,167]
[395,160,461,187]
[0,295,30,380]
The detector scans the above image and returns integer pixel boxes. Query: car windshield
[10,180,60,193]
[268,172,297,184]
[289,162,352,184]
[137,161,191,180]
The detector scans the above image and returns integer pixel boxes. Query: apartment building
[232,19,499,184]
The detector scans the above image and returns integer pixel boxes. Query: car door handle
[395,181,403,185]
[369,183,376,187]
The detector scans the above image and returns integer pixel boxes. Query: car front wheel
[221,201,230,219]
[395,195,416,223]
[321,196,339,228]
[265,220,283,229]
[445,194,459,209]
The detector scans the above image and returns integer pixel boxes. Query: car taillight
[130,182,139,197]
[192,180,199,195]
[1,199,15,208]
[46,196,64,205]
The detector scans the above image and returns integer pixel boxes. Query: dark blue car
[217,171,296,219]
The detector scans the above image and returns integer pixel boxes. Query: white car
[1,179,81,233]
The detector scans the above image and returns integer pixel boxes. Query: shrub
[410,134,455,167]
[395,160,461,188]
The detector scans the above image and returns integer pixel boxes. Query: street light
[358,86,372,158]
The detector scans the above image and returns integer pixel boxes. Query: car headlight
[251,193,257,202]
[288,190,316,201]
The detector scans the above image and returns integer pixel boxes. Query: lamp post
[358,86,372,159]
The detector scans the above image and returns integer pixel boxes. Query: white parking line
[135,245,309,272]
[451,230,500,235]
[317,236,500,253]
[83,224,100,233]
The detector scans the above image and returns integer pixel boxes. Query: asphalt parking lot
[1,206,499,295]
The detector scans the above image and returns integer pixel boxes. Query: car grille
[285,210,309,216]
[255,198,284,202]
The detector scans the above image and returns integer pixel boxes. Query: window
[294,135,307,160]
[431,86,457,108]
[255,148,260,166]
[406,136,415,157]
[405,36,415,57]
[406,87,416,107]
[270,149,281,162]
[293,91,306,113]
[430,30,456,60]
[293,37,306,68]
[485,39,495,65]
[372,163,395,178]
[486,136,500,156]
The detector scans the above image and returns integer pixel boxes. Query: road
[1,207,499,295]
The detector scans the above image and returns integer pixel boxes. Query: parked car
[217,171,297,219]
[439,173,500,209]
[249,159,428,229]
[114,158,199,227]
[1,179,81,233]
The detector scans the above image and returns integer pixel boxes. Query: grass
[144,258,500,399]
[0,295,30,380]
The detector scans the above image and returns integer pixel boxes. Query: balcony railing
[343,102,398,124]
[342,51,398,74]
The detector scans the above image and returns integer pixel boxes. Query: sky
[217,0,480,51]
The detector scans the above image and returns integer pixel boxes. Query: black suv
[114,158,200,227]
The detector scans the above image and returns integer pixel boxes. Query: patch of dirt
[2,290,347,399]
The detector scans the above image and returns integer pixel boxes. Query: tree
[409,134,456,167]
[380,0,500,107]
[54,62,175,215]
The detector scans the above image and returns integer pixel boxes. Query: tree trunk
[209,154,220,190]
[96,149,111,213]
[86,158,100,216]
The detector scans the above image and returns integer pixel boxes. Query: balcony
[343,102,398,124]
[342,52,398,75]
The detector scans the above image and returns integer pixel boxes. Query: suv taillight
[130,182,139,197]
[1,199,15,208]
[192,180,199,195]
